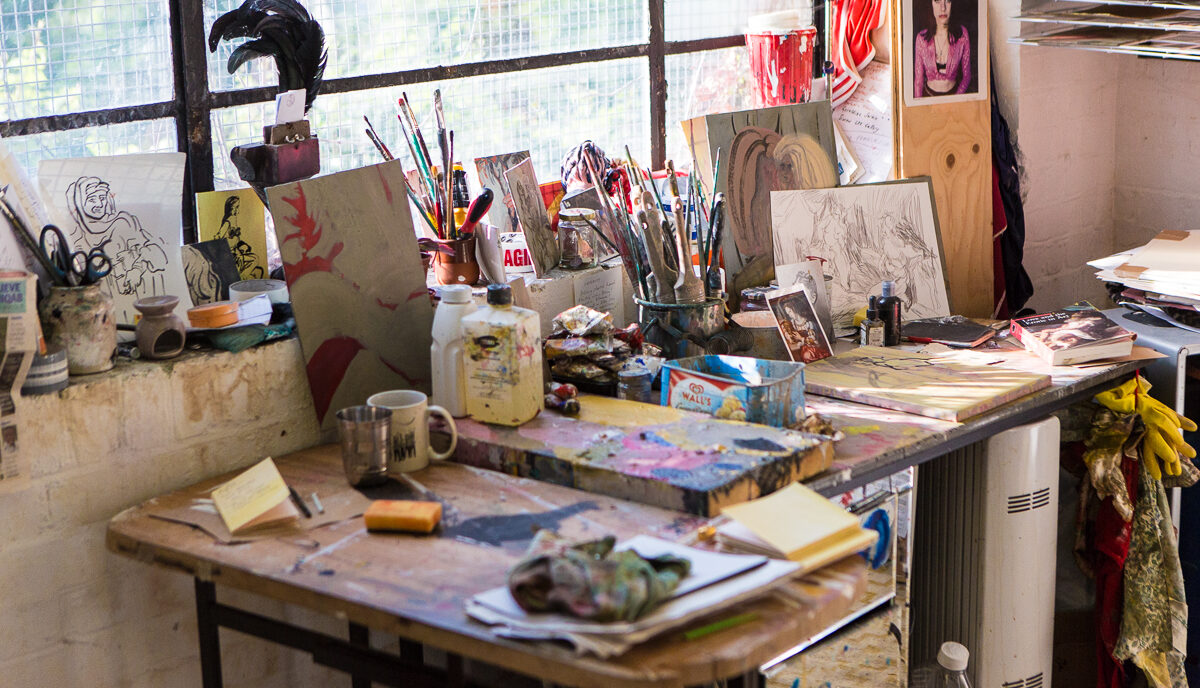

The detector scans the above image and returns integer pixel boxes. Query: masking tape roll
[230,279,290,304]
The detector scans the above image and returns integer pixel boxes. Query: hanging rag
[1094,377,1198,482]
[830,0,888,108]
[507,530,691,622]
[1114,461,1189,688]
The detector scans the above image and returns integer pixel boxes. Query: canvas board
[771,178,951,332]
[901,0,988,106]
[804,346,1051,421]
[766,287,832,364]
[0,140,55,286]
[474,150,531,235]
[181,239,241,305]
[681,101,839,305]
[38,153,192,322]
[267,160,434,430]
[196,188,269,281]
[504,158,559,278]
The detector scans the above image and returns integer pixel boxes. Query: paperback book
[1011,302,1134,365]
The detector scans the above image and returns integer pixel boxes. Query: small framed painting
[767,287,833,364]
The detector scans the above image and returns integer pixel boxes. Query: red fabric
[831,0,888,107]
[1093,454,1139,688]
[991,164,1008,319]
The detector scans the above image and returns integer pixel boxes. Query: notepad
[717,483,877,573]
[211,457,299,535]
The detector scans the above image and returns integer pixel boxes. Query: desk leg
[194,578,223,688]
[446,653,464,688]
[349,622,370,688]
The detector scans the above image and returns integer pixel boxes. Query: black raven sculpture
[208,0,327,112]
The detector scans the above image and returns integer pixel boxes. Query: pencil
[682,612,759,641]
[287,484,312,518]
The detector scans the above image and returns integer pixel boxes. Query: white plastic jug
[430,284,477,417]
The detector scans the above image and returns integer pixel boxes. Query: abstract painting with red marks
[267,160,433,430]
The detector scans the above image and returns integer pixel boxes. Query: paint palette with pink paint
[660,355,806,429]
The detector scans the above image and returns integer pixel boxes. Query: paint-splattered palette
[447,396,833,516]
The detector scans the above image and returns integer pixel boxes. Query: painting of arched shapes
[268,160,434,430]
[682,101,839,308]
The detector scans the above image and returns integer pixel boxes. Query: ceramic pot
[433,236,480,286]
[39,284,116,375]
[134,295,186,360]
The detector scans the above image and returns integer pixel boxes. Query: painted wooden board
[894,0,993,318]
[446,395,833,516]
[267,160,434,430]
[803,346,1051,421]
[107,445,867,688]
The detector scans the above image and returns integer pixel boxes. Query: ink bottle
[860,295,885,347]
[877,280,902,346]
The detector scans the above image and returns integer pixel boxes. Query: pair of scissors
[39,225,113,287]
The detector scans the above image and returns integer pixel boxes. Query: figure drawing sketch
[66,176,167,297]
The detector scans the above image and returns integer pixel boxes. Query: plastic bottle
[430,284,477,417]
[935,642,972,688]
[461,284,543,426]
[877,280,903,346]
[860,295,885,347]
[452,163,470,230]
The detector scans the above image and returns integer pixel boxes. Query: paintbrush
[363,115,392,159]
[456,188,493,236]
[706,194,725,297]
[671,197,705,304]
[0,186,60,280]
[637,191,676,304]
[582,153,645,293]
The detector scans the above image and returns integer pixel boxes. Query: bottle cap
[937,642,969,672]
[486,283,513,306]
[881,280,895,298]
[440,284,473,305]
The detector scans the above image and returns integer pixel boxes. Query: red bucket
[746,26,818,107]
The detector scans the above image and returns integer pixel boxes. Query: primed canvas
[268,160,434,430]
[772,179,951,332]
[474,150,531,235]
[504,158,559,278]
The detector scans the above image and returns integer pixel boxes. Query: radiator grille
[1001,672,1044,688]
[1006,487,1052,514]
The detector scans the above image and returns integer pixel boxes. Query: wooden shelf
[1012,1,1200,60]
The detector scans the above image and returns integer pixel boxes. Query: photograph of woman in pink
[911,0,979,98]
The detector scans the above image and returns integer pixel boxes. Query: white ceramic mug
[366,390,458,473]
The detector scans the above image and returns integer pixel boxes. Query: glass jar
[557,208,598,270]
[616,367,655,403]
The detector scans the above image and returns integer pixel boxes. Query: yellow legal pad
[211,457,299,535]
[717,482,878,573]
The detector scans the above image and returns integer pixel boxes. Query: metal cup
[336,405,391,487]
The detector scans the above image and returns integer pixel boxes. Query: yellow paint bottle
[462,284,543,426]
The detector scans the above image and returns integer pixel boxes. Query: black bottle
[877,280,902,346]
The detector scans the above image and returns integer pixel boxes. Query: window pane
[211,58,650,189]
[2,118,178,181]
[664,47,756,166]
[0,0,173,120]
[204,0,649,94]
[665,0,798,41]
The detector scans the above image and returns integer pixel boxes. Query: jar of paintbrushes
[557,208,598,270]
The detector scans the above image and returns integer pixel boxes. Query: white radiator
[910,417,1060,688]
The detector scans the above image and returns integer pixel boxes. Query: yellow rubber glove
[1094,377,1197,479]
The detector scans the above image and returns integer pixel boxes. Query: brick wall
[0,339,345,687]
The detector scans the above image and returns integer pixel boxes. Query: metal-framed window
[1,0,823,242]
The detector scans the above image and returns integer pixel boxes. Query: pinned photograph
[902,0,988,105]
[767,287,832,364]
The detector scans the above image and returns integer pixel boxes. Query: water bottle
[912,641,972,688]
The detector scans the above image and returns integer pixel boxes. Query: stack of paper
[716,482,878,574]
[465,535,797,657]
[1089,230,1200,322]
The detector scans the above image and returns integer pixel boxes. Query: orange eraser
[363,500,442,534]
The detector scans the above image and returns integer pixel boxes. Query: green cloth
[1114,462,1188,688]
[507,530,690,622]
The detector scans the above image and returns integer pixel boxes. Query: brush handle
[672,198,705,305]
[706,194,725,297]
[637,192,676,304]
[457,188,493,235]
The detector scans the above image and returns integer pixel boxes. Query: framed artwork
[902,0,988,105]
[474,151,530,235]
[771,178,951,332]
[181,239,240,305]
[504,158,560,278]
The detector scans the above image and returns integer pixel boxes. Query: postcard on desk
[803,346,1052,421]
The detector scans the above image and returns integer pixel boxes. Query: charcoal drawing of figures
[216,195,265,279]
[771,181,950,331]
[66,176,167,297]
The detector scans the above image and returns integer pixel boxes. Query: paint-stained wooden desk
[107,445,867,688]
